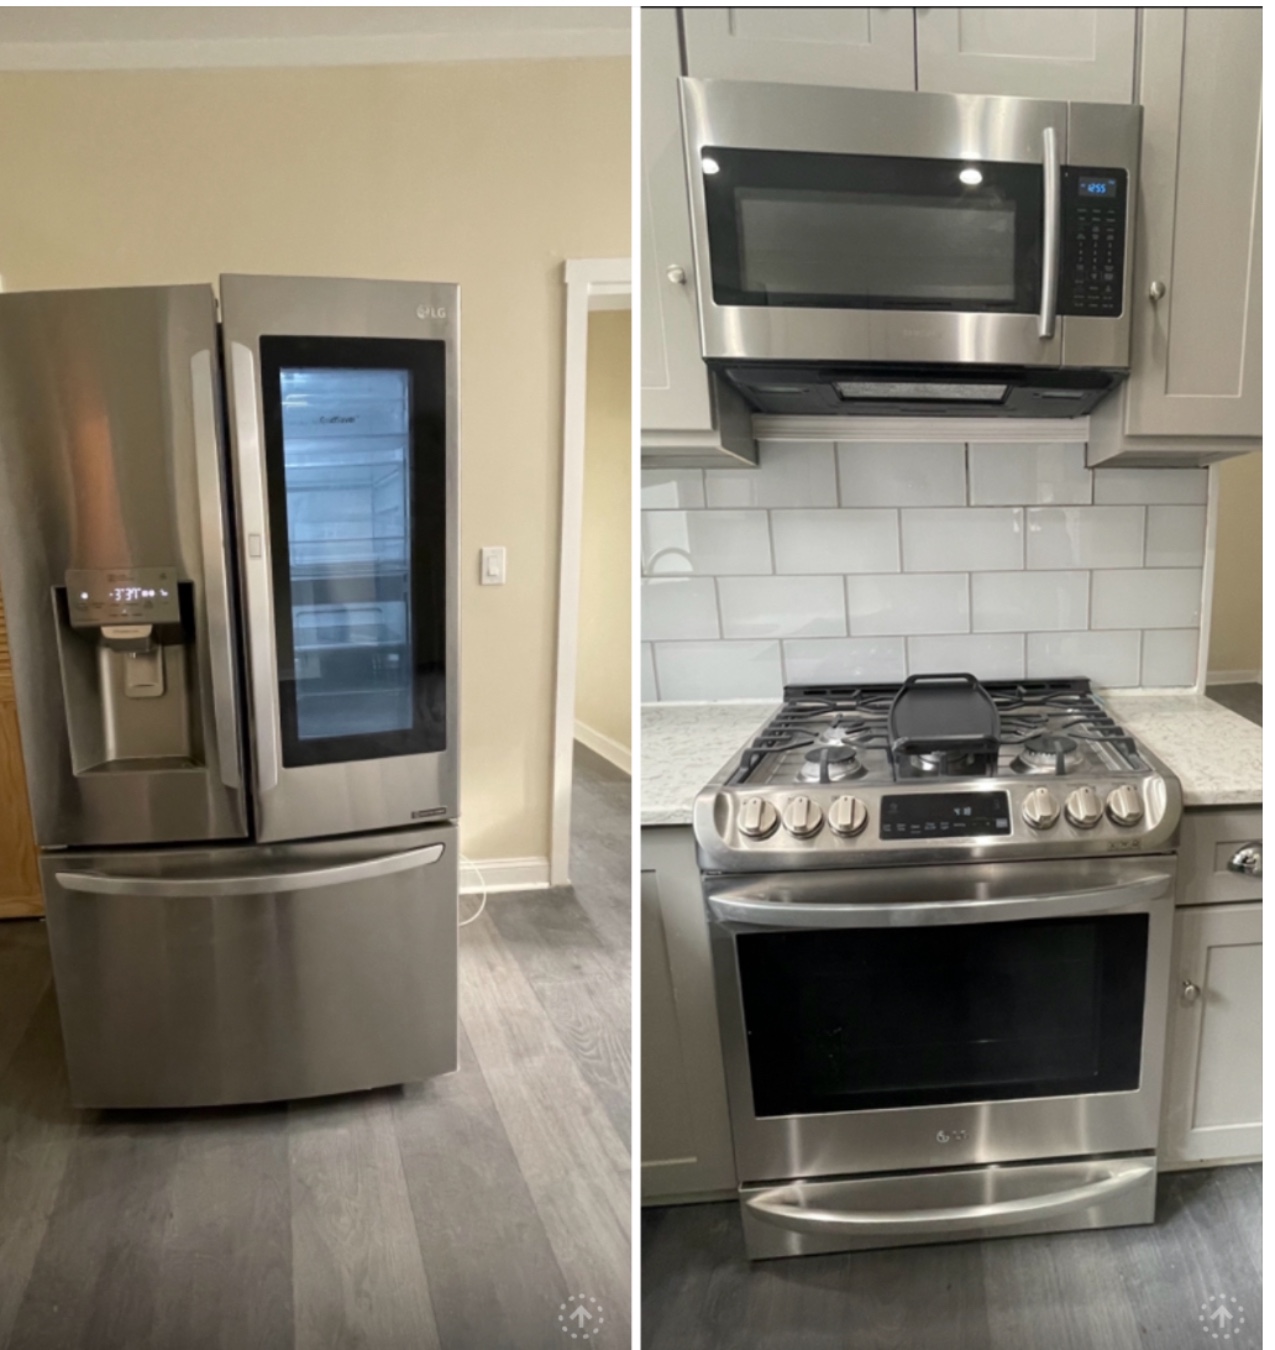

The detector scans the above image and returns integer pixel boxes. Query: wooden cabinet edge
[642,372,759,468]
[1087,384,1261,466]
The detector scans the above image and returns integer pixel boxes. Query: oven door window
[736,915,1147,1118]
[702,147,1043,312]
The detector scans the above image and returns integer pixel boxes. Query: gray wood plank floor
[641,1164,1262,1350]
[0,744,631,1350]
[1204,682,1262,726]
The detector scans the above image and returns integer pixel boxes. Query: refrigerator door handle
[229,340,280,794]
[191,348,242,791]
[55,842,445,896]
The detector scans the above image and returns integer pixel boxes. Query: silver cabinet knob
[1064,786,1103,830]
[737,796,779,839]
[1181,980,1200,1005]
[1228,844,1262,876]
[1022,787,1061,830]
[666,264,687,286]
[828,795,869,838]
[1106,784,1144,827]
[782,794,824,839]
[1149,280,1167,302]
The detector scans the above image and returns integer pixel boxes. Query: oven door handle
[706,871,1172,930]
[1039,124,1061,339]
[744,1158,1154,1239]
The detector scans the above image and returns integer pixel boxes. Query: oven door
[706,857,1174,1186]
[681,80,1067,367]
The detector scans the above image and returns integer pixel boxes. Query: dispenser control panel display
[65,567,181,628]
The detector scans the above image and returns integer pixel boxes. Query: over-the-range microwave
[679,79,1142,418]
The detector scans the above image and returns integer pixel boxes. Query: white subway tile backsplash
[1091,569,1203,629]
[968,443,1091,505]
[706,442,836,507]
[1145,505,1207,568]
[641,468,705,509]
[1142,629,1200,687]
[837,442,965,507]
[719,575,846,639]
[1026,506,1145,570]
[846,573,969,637]
[641,643,658,702]
[1027,631,1142,688]
[654,640,782,701]
[906,634,1025,680]
[1092,467,1208,505]
[901,508,1023,572]
[642,436,1209,699]
[783,637,906,685]
[641,510,772,576]
[771,509,900,575]
[642,577,720,641]
[972,571,1088,632]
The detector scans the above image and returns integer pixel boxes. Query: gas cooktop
[694,677,1183,872]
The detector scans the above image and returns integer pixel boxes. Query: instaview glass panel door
[259,339,447,768]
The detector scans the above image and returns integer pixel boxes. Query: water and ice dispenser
[55,565,202,772]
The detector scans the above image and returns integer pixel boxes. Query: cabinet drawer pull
[1227,844,1261,877]
[1181,980,1200,1005]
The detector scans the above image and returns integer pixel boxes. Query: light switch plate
[480,546,506,585]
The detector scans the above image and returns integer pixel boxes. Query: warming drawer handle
[1039,125,1061,340]
[55,843,444,897]
[745,1159,1154,1238]
[707,872,1172,930]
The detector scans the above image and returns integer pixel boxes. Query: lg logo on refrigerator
[416,305,447,320]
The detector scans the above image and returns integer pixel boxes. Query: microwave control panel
[1058,166,1127,318]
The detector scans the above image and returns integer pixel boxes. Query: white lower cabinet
[640,826,736,1202]
[1161,900,1262,1168]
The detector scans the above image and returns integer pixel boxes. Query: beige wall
[0,57,629,862]
[576,308,631,755]
[1208,451,1263,677]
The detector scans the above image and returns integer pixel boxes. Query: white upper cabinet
[1123,7,1262,439]
[915,8,1136,102]
[681,7,916,90]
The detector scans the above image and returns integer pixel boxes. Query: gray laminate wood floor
[642,1164,1262,1350]
[0,743,631,1350]
[1205,682,1262,726]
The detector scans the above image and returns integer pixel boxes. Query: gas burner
[1013,733,1083,775]
[816,717,885,748]
[799,746,864,783]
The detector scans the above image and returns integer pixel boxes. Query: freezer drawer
[41,825,457,1108]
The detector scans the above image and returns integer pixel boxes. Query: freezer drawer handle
[745,1159,1154,1238]
[707,872,1171,930]
[55,843,444,897]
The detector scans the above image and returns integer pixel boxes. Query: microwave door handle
[706,872,1172,930]
[1039,125,1061,339]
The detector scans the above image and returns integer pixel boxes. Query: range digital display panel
[880,792,1012,839]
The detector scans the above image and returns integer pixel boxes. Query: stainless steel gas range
[694,675,1182,1260]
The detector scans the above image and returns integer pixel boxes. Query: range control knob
[828,795,869,838]
[1106,785,1144,827]
[1064,786,1104,830]
[1022,787,1061,831]
[782,794,824,839]
[737,796,779,839]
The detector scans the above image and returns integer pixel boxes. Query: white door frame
[551,258,631,886]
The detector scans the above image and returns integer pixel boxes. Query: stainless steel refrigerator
[0,276,460,1108]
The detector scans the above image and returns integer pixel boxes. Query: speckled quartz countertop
[641,692,1260,826]
[641,701,777,826]
[1102,692,1262,808]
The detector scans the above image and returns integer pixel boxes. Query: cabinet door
[1126,8,1262,438]
[640,827,736,1202]
[0,590,42,919]
[682,7,916,90]
[1161,902,1261,1167]
[915,8,1136,101]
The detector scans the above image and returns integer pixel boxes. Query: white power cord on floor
[458,853,488,927]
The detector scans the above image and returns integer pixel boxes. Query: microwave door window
[260,337,447,769]
[705,148,1043,312]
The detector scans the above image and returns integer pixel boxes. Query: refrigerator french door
[0,276,460,1108]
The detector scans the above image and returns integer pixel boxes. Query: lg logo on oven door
[936,1128,969,1144]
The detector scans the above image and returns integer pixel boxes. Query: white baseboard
[574,720,632,775]
[1206,669,1262,685]
[459,857,549,894]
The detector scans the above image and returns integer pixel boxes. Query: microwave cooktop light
[702,156,720,175]
[959,166,984,186]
